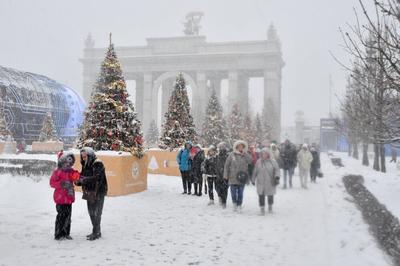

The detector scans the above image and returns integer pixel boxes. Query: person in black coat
[190,144,205,196]
[280,140,297,189]
[75,147,108,241]
[310,147,321,183]
[203,145,218,205]
[215,142,230,208]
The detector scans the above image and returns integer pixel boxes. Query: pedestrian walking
[223,140,253,212]
[251,148,280,215]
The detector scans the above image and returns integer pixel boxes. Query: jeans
[283,167,294,187]
[230,184,245,206]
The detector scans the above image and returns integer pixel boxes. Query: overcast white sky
[0,0,374,126]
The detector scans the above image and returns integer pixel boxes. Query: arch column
[228,70,238,112]
[194,71,206,128]
[238,75,249,114]
[135,77,144,122]
[142,72,153,132]
[264,70,281,141]
[161,78,174,121]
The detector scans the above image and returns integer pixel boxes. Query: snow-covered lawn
[330,152,400,221]
[0,154,391,265]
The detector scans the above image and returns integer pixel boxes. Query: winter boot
[237,205,243,213]
[260,207,266,216]
[218,197,222,206]
[268,205,273,213]
[222,203,227,209]
[207,200,214,206]
[65,235,73,240]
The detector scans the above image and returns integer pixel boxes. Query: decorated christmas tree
[39,112,57,141]
[0,106,11,141]
[159,73,197,150]
[227,103,244,145]
[241,113,255,145]
[201,89,228,146]
[77,34,144,157]
[146,120,159,147]
[254,113,264,144]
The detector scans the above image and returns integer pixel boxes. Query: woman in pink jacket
[50,152,80,240]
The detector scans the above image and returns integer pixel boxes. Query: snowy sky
[0,0,374,127]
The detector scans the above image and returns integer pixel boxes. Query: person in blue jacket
[177,141,193,194]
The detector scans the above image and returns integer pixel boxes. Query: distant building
[320,118,344,152]
[281,111,320,146]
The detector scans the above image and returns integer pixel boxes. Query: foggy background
[0,0,373,127]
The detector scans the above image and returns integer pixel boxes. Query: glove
[61,180,71,189]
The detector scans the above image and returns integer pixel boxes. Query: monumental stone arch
[80,24,284,141]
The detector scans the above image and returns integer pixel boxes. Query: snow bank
[331,152,400,219]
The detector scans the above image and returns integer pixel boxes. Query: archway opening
[126,80,136,105]
[249,77,264,116]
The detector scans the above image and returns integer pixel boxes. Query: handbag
[266,161,280,186]
[82,180,98,203]
[82,190,97,203]
[237,171,249,185]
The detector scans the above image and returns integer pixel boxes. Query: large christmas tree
[77,34,144,157]
[159,73,196,150]
[39,112,57,142]
[201,89,228,146]
[227,103,244,145]
[146,119,159,147]
[0,106,11,141]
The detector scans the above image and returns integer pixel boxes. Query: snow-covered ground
[329,152,400,221]
[0,154,392,266]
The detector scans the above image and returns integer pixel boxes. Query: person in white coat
[297,144,313,189]
[251,148,280,215]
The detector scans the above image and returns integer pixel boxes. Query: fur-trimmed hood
[233,140,248,154]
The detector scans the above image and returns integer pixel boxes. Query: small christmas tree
[146,120,159,147]
[254,113,264,144]
[159,73,197,150]
[227,103,244,145]
[0,107,11,141]
[201,89,228,146]
[241,113,255,145]
[77,34,144,157]
[39,112,57,142]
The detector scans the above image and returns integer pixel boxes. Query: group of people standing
[177,138,322,215]
[49,147,108,241]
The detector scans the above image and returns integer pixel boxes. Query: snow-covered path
[0,154,391,265]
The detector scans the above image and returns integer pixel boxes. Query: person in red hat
[50,151,80,240]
